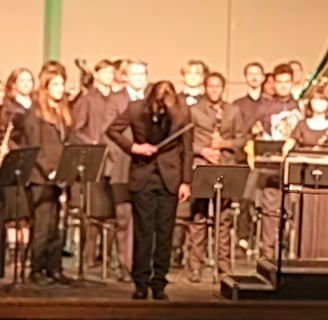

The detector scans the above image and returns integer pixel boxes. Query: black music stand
[278,150,328,284]
[254,140,285,157]
[192,165,250,284]
[54,144,106,283]
[0,147,39,288]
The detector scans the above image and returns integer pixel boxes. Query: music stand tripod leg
[77,165,86,281]
[230,202,240,273]
[75,166,107,286]
[102,227,108,280]
[255,212,262,259]
[276,185,288,286]
[213,177,223,284]
[4,169,24,292]
[13,169,22,286]
[207,199,214,267]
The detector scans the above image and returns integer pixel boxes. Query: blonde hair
[123,58,148,74]
[180,60,209,76]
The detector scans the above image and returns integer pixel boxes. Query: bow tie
[131,91,144,101]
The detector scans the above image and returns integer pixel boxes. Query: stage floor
[1,258,328,320]
[0,258,239,301]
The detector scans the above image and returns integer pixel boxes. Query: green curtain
[44,0,62,61]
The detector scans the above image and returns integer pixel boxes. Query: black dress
[1,99,31,222]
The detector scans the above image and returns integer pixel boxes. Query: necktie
[135,91,144,101]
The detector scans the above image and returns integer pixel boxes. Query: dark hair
[243,62,265,76]
[3,67,35,106]
[1,68,35,124]
[111,59,127,70]
[288,60,303,71]
[146,81,177,112]
[273,63,293,80]
[261,72,274,89]
[39,60,67,79]
[37,67,73,127]
[204,72,226,88]
[94,59,114,72]
[304,85,328,118]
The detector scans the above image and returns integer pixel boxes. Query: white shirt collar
[126,86,144,101]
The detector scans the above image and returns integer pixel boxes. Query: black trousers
[30,185,62,274]
[131,172,178,291]
[238,199,251,240]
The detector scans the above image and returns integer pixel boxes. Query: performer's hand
[0,143,9,158]
[178,183,191,203]
[163,92,176,108]
[131,143,158,156]
[48,170,56,180]
[251,121,264,136]
[200,147,220,164]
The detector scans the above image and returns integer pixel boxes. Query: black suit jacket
[23,107,73,184]
[106,100,193,194]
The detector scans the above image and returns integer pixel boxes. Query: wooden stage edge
[1,298,328,320]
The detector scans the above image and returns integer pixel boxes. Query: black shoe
[47,272,73,285]
[29,272,49,286]
[62,249,74,257]
[132,289,148,300]
[152,289,169,301]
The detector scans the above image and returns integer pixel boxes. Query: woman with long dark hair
[24,66,73,286]
[1,68,35,256]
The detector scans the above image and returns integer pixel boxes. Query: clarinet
[211,107,223,164]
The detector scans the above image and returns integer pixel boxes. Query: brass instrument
[245,140,255,170]
[244,119,265,170]
[299,49,328,100]
[0,121,14,165]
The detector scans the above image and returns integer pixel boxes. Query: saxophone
[0,121,14,165]
[244,121,264,170]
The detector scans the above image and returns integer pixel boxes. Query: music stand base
[1,280,30,293]
[72,275,108,287]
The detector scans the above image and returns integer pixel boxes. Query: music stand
[192,165,250,283]
[54,144,106,283]
[254,140,285,156]
[0,147,40,288]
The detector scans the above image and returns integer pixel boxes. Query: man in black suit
[107,81,192,300]
[105,59,148,281]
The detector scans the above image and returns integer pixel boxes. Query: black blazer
[23,107,73,184]
[106,99,193,194]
